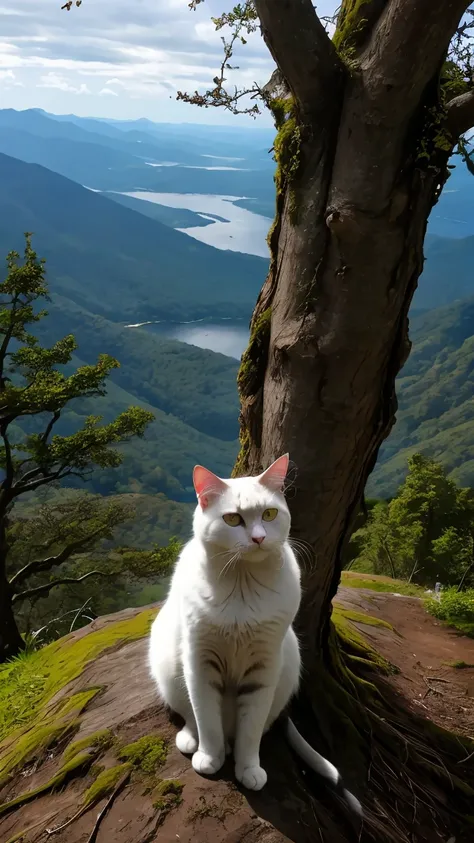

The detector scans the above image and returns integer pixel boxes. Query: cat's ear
[193,465,227,509]
[258,454,289,492]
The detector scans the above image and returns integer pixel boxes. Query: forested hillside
[28,295,240,500]
[370,297,474,496]
[0,153,267,323]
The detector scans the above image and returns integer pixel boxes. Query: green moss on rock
[153,778,184,810]
[0,688,100,787]
[0,608,155,745]
[338,608,393,630]
[332,607,395,674]
[62,728,113,765]
[340,572,424,596]
[118,735,167,774]
[83,762,131,807]
[0,749,94,817]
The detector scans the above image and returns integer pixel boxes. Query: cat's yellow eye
[223,513,243,527]
[262,508,278,522]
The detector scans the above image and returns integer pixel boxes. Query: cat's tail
[286,718,362,816]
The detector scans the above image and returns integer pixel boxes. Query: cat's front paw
[176,728,198,754]
[192,750,225,776]
[235,764,267,791]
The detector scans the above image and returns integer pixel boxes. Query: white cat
[149,455,361,813]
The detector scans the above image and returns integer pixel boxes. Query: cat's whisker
[288,538,314,572]
[289,540,313,571]
[209,548,234,561]
[209,542,246,564]
[219,549,242,580]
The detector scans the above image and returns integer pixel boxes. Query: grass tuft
[341,571,424,597]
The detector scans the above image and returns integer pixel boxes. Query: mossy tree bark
[236,0,474,653]
[233,2,474,839]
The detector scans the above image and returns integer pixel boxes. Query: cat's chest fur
[198,619,283,687]
[196,572,291,628]
[179,543,299,632]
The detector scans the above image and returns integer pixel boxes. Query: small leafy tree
[0,236,155,662]
[355,455,474,586]
[9,491,179,644]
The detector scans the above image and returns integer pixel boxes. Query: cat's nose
[252,536,265,545]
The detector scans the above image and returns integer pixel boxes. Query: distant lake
[121,191,271,258]
[126,318,249,360]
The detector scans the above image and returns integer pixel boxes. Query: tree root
[287,618,474,843]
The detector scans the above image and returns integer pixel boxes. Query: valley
[1,106,474,513]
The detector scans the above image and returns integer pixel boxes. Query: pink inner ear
[193,465,227,508]
[258,454,290,491]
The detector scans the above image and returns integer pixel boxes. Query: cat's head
[192,455,291,561]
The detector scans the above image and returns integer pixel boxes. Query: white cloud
[0,0,339,122]
[38,71,90,94]
[99,86,118,96]
[0,68,23,86]
[0,6,27,15]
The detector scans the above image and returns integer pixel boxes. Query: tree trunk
[235,0,468,657]
[230,3,474,838]
[407,562,423,583]
[457,556,474,591]
[238,100,449,654]
[0,581,25,663]
[381,539,397,579]
[0,522,24,663]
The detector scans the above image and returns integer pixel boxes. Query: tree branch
[177,3,263,116]
[458,133,474,173]
[0,292,20,381]
[447,89,474,137]
[41,410,61,445]
[0,426,14,490]
[12,570,109,605]
[10,524,110,587]
[254,0,343,116]
[12,466,70,498]
[362,0,472,118]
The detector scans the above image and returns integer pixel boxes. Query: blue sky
[0,1,335,125]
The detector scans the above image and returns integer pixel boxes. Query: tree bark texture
[0,518,24,662]
[235,0,473,657]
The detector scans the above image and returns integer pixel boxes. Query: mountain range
[0,152,266,323]
[0,108,275,201]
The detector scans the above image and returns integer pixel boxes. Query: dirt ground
[1,589,473,843]
[335,587,474,739]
